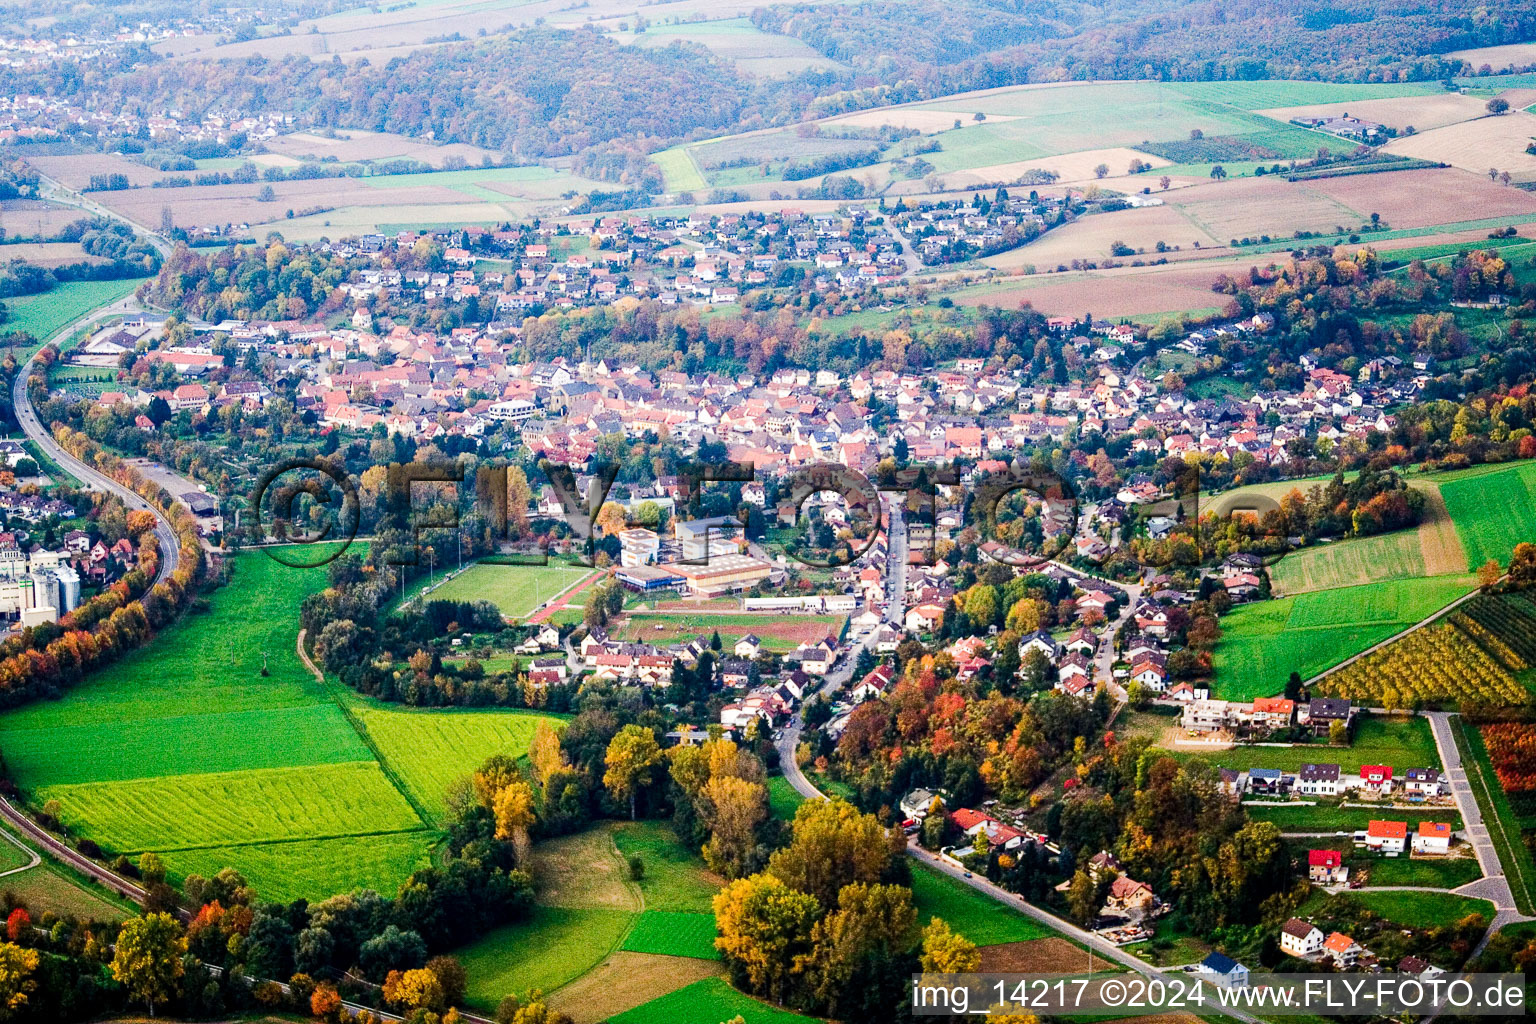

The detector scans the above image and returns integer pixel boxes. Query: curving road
[12,297,180,587]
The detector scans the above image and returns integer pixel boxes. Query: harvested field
[825,109,1022,134]
[956,261,1233,319]
[24,153,169,190]
[942,146,1170,188]
[545,951,723,1024]
[1301,166,1536,230]
[614,18,842,78]
[95,177,471,231]
[0,200,86,238]
[1168,175,1366,242]
[263,129,498,168]
[0,242,98,267]
[977,937,1089,973]
[530,827,640,912]
[982,204,1221,269]
[1260,93,1492,132]
[1415,480,1470,577]
[1384,112,1536,181]
[1446,42,1536,70]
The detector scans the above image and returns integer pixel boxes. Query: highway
[11,296,181,587]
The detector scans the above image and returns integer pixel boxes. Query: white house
[1412,821,1452,855]
[1279,918,1324,959]
[1198,952,1249,988]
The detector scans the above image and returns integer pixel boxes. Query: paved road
[1424,710,1533,954]
[12,298,181,588]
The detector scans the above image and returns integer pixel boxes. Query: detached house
[1364,819,1407,856]
[1307,849,1347,884]
[1280,918,1325,959]
[1297,763,1342,797]
[1413,821,1452,855]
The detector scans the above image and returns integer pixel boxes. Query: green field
[1,703,371,788]
[1211,576,1477,699]
[0,549,563,903]
[0,277,150,352]
[612,977,819,1024]
[651,146,707,192]
[41,760,424,853]
[1358,854,1483,888]
[424,562,594,619]
[0,861,132,921]
[767,775,803,820]
[357,705,564,824]
[155,832,436,905]
[1352,891,1494,928]
[909,862,1053,947]
[460,905,634,1010]
[1440,461,1536,571]
[1270,529,1427,595]
[611,820,720,913]
[620,910,721,960]
[1177,715,1440,773]
[1245,804,1462,832]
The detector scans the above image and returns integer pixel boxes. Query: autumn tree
[384,967,446,1012]
[700,775,769,879]
[472,754,521,807]
[713,873,821,1004]
[604,724,663,819]
[1479,558,1503,590]
[111,912,187,1016]
[768,798,900,908]
[919,917,980,973]
[530,719,566,786]
[493,780,537,865]
[0,943,39,1018]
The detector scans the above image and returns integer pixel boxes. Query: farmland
[1211,576,1478,699]
[0,277,149,352]
[40,760,424,853]
[154,832,437,906]
[1440,461,1536,571]
[422,562,595,619]
[612,977,819,1024]
[460,905,635,1009]
[355,705,565,824]
[545,951,724,1024]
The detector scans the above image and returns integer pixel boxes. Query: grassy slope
[1440,461,1536,571]
[1211,575,1477,699]
[909,862,1052,947]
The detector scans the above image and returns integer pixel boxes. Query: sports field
[424,562,594,619]
[1439,461,1536,571]
[1211,575,1478,699]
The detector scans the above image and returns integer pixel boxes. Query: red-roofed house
[1412,821,1452,855]
[1307,849,1347,884]
[1365,820,1407,856]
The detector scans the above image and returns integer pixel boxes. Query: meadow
[613,612,845,652]
[1176,714,1440,773]
[909,862,1052,947]
[620,910,720,960]
[460,905,635,1009]
[1210,575,1477,699]
[0,277,149,351]
[1269,528,1427,595]
[1245,804,1462,832]
[1351,891,1495,929]
[424,562,594,619]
